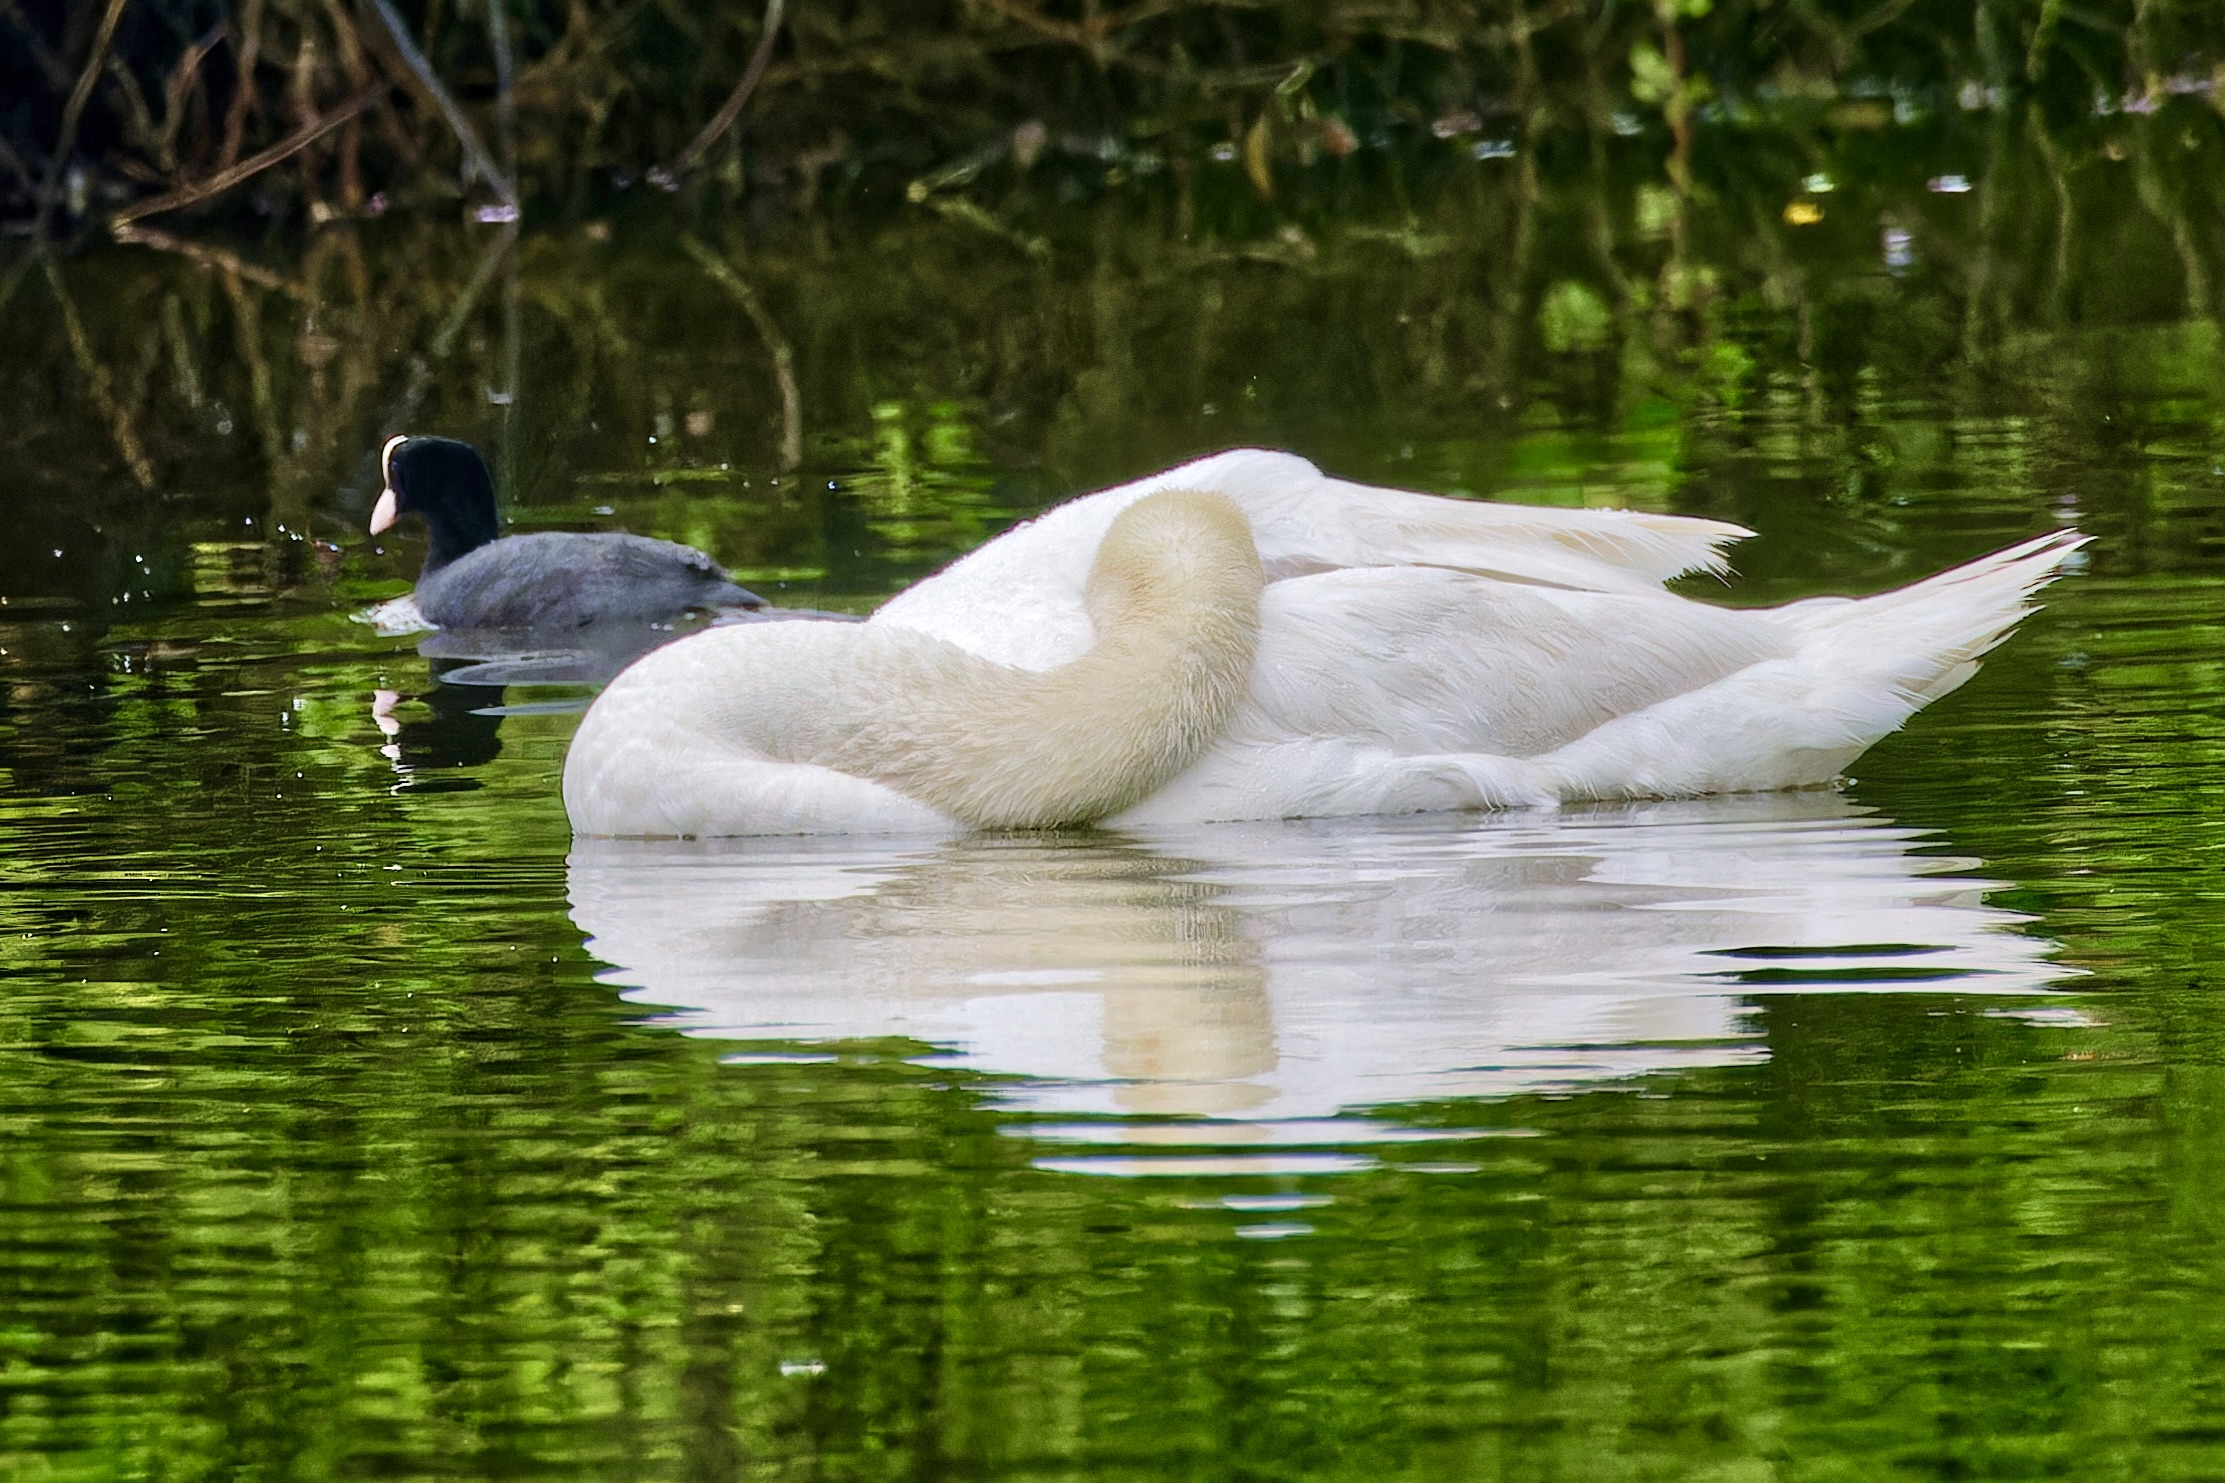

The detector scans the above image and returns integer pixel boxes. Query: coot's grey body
[413,530,760,630]
[371,435,764,631]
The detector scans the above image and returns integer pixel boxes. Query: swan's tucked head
[1082,488,1264,633]
[834,487,1265,831]
[369,435,501,569]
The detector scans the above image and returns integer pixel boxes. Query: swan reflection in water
[569,793,2074,1147]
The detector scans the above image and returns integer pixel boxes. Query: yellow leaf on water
[1783,200,1824,225]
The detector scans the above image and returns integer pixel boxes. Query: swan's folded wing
[1236,567,1788,758]
[1113,567,1793,824]
[873,449,1754,669]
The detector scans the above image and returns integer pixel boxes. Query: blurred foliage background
[5,0,2222,236]
[4,0,2223,553]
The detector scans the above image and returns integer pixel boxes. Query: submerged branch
[110,224,309,297]
[380,222,515,434]
[681,234,803,472]
[44,258,157,489]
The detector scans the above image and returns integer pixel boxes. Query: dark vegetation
[2,0,2223,614]
[3,0,2221,240]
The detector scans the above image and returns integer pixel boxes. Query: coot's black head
[369,435,501,572]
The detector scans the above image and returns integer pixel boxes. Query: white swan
[562,449,2084,837]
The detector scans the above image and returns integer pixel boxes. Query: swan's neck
[836,489,1264,828]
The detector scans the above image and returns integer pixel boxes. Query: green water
[7,95,2225,1480]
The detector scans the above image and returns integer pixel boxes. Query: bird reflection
[567,793,2075,1123]
[372,660,505,788]
[368,606,858,787]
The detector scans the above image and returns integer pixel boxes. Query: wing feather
[874,449,1751,668]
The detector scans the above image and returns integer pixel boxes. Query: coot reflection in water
[371,606,859,786]
[568,793,2073,1151]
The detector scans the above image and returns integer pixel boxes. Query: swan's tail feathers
[1783,528,2089,709]
[1537,530,2086,805]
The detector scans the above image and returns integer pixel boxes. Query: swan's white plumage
[562,449,2084,837]
[874,448,1753,670]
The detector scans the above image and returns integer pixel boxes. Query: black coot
[369,435,765,629]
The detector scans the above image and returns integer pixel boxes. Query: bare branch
[109,84,384,229]
[0,0,68,90]
[363,0,518,206]
[219,0,265,168]
[34,0,133,240]
[666,0,784,178]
